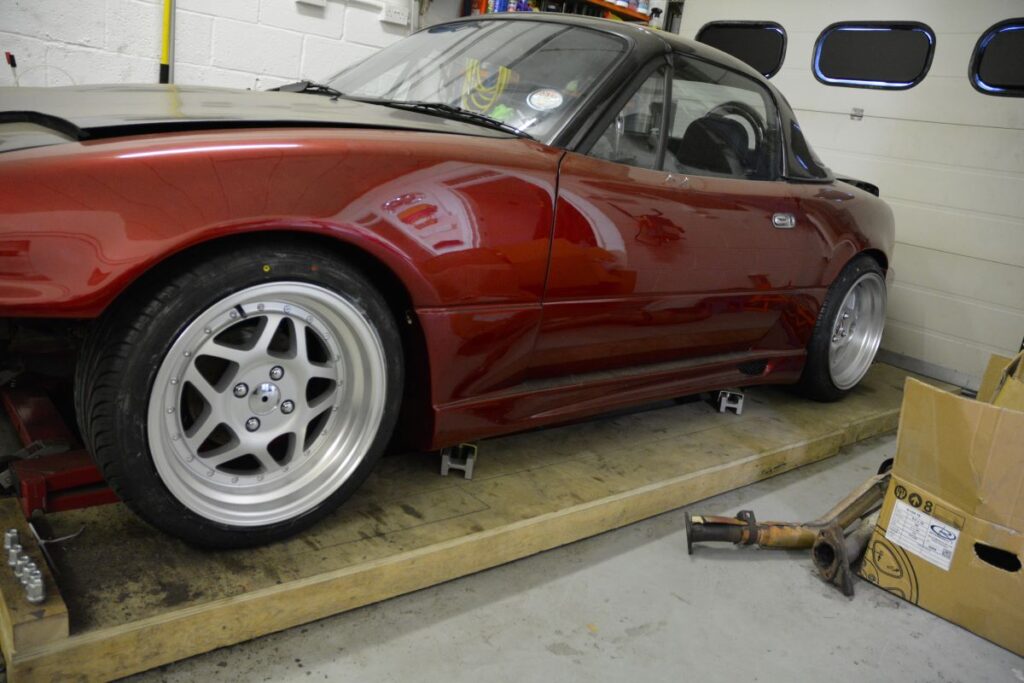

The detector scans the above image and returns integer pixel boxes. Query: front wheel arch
[76,230,435,459]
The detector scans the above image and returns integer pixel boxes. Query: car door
[531,53,820,377]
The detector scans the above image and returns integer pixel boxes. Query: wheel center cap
[249,382,281,415]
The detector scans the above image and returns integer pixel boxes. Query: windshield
[328,20,628,142]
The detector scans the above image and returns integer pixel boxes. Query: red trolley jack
[1,382,118,519]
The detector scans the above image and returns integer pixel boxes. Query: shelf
[473,1,650,23]
[582,0,650,22]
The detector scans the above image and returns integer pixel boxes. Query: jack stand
[440,443,477,480]
[715,389,745,415]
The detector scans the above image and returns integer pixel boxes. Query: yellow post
[159,0,173,83]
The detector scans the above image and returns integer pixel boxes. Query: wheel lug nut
[269,366,284,380]
[281,400,295,414]
[245,417,260,432]
[233,383,249,398]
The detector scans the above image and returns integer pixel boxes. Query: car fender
[0,128,561,318]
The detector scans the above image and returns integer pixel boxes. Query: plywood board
[0,364,934,682]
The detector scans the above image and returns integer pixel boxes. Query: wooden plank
[0,503,69,662]
[0,364,934,682]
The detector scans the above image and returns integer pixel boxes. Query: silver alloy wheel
[828,272,886,391]
[147,282,387,527]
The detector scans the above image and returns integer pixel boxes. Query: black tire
[797,255,886,402]
[77,241,403,548]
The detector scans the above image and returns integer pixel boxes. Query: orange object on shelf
[584,0,648,22]
[475,0,647,22]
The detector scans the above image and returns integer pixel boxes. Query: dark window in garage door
[813,22,935,90]
[970,19,1024,97]
[696,22,787,78]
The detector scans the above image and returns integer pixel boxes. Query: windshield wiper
[272,80,345,100]
[370,100,533,139]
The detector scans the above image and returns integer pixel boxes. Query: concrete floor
[123,433,1022,683]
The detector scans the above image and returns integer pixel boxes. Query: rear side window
[696,22,787,79]
[970,19,1024,96]
[813,22,935,90]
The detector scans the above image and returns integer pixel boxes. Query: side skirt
[429,349,805,447]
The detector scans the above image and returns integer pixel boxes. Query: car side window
[664,55,777,180]
[588,67,667,170]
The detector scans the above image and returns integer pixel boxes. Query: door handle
[772,213,796,229]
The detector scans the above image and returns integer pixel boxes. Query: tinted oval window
[813,22,935,89]
[971,19,1024,96]
[696,22,787,78]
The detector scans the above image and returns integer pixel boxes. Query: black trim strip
[811,21,936,91]
[969,18,1024,98]
[0,111,89,141]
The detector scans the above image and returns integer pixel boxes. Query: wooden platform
[0,364,933,681]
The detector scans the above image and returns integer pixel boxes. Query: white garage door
[679,0,1024,389]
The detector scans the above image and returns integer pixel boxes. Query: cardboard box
[859,354,1024,656]
[989,352,1024,411]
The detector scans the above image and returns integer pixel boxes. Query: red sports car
[0,15,892,547]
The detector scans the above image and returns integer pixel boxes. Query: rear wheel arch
[860,248,888,274]
[822,245,890,285]
[798,254,887,401]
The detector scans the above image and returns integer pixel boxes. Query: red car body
[0,18,893,452]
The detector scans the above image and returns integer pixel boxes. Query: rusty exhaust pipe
[811,511,880,596]
[684,460,891,554]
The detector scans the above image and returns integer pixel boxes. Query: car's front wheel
[797,255,887,401]
[78,242,403,547]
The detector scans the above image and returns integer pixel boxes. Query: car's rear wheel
[78,242,402,547]
[797,255,886,401]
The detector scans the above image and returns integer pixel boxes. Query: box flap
[993,352,1024,412]
[895,379,1024,531]
[978,354,1014,403]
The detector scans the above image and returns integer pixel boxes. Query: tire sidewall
[800,256,886,402]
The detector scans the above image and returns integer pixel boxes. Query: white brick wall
[0,0,438,90]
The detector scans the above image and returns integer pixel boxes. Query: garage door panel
[893,243,1024,312]
[886,201,1024,270]
[888,282,1024,351]
[798,111,1024,176]
[814,152,1023,221]
[774,76,1024,130]
[882,321,1011,381]
[680,0,1024,38]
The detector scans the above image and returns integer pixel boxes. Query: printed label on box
[886,500,960,571]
